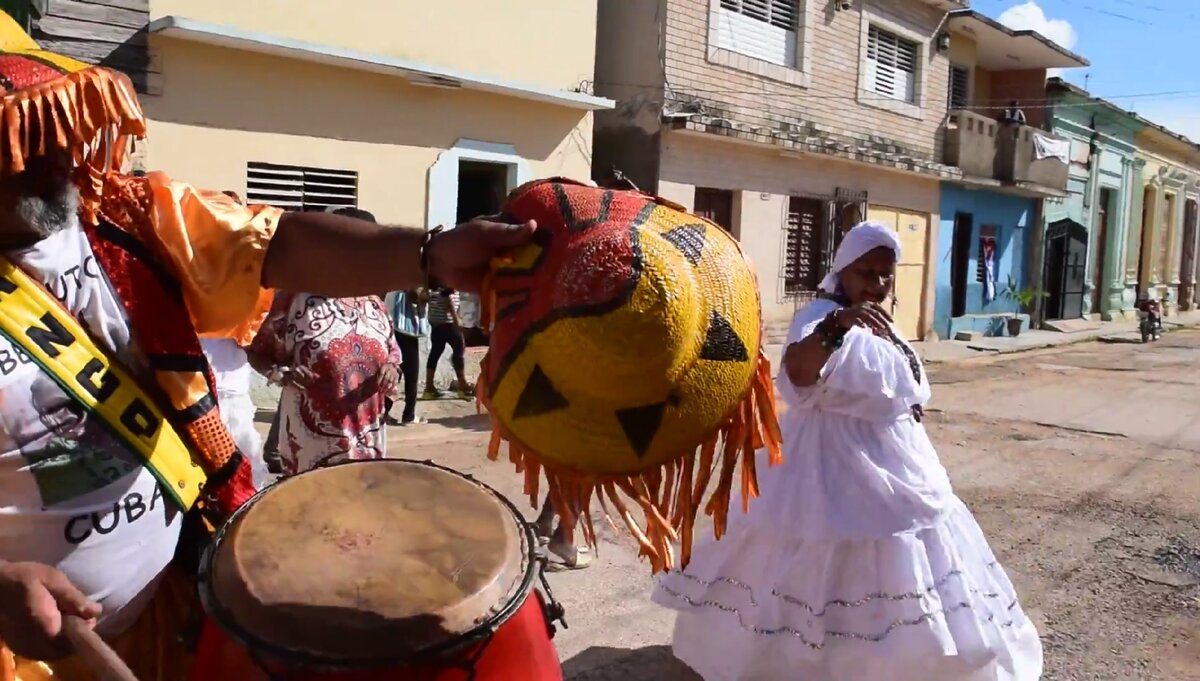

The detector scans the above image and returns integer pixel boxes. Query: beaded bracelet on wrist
[817,310,847,351]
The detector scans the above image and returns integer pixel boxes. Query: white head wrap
[818,221,902,293]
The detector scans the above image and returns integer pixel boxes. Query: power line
[587,80,1200,110]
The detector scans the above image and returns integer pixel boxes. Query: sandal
[545,545,594,571]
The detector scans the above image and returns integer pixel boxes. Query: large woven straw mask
[477,178,781,573]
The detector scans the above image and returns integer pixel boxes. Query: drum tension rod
[536,555,569,635]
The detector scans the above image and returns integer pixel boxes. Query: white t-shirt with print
[0,220,182,636]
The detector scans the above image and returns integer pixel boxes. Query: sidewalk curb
[923,318,1200,365]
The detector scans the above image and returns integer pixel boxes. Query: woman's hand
[833,302,892,336]
[378,364,399,397]
[281,366,316,388]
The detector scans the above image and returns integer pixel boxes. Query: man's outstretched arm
[263,211,535,296]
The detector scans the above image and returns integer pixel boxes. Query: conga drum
[190,459,566,680]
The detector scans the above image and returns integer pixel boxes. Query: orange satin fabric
[0,569,195,681]
[136,172,282,347]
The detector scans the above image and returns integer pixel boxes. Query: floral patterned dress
[251,293,400,474]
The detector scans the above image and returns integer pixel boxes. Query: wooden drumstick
[62,616,140,681]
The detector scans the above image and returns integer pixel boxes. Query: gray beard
[0,183,80,248]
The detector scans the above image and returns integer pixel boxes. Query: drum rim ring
[197,458,540,672]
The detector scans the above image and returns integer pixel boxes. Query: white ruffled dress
[653,299,1042,681]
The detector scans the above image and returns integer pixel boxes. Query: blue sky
[970,0,1200,140]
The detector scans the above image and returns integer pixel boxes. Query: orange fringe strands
[475,179,784,574]
[478,353,782,574]
[0,65,146,224]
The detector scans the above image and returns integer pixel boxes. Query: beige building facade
[1129,128,1200,313]
[595,0,968,340]
[138,0,610,226]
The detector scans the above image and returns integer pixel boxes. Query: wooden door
[1092,188,1112,314]
[867,206,930,340]
[1181,199,1198,309]
[694,188,734,234]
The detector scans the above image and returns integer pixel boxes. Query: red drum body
[191,460,564,680]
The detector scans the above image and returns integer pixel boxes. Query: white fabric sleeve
[777,300,928,421]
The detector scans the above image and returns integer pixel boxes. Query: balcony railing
[943,109,1069,192]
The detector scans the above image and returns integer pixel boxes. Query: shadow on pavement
[426,413,492,432]
[562,645,700,681]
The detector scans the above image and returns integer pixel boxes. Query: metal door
[1044,218,1088,320]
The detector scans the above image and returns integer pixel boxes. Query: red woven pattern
[0,54,65,92]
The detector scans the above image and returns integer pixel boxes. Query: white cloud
[998,1,1079,52]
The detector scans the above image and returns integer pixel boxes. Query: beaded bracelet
[816,310,848,351]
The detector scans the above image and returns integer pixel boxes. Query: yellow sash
[0,256,205,512]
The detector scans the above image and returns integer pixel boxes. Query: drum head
[202,460,532,667]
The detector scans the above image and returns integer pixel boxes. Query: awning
[948,10,1089,71]
[147,16,615,112]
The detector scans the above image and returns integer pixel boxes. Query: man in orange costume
[0,15,534,680]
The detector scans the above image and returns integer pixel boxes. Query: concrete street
[259,331,1200,680]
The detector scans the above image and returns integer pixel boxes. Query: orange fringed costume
[0,13,279,681]
[478,179,782,573]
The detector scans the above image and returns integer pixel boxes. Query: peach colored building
[142,0,612,227]
[20,0,611,227]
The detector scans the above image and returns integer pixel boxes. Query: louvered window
[949,64,969,110]
[245,162,358,211]
[865,25,918,104]
[714,0,800,67]
[784,197,825,295]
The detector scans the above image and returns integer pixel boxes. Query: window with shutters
[949,64,969,110]
[245,162,358,212]
[712,0,801,68]
[784,196,826,295]
[865,25,918,104]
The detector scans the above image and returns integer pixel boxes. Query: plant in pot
[1002,277,1047,337]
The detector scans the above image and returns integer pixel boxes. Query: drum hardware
[536,555,569,637]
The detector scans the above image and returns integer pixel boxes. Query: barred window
[784,196,825,295]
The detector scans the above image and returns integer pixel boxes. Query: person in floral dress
[248,209,401,474]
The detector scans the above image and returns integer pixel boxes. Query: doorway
[1138,185,1156,297]
[1091,188,1114,314]
[1044,218,1088,320]
[950,213,974,318]
[456,161,508,347]
[695,188,734,234]
[456,161,508,223]
[1181,199,1198,309]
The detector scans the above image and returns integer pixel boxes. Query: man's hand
[0,561,101,661]
[378,364,399,397]
[426,218,537,292]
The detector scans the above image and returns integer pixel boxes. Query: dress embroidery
[252,293,399,474]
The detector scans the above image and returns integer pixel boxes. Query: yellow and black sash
[0,255,206,511]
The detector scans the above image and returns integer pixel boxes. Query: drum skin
[193,460,561,679]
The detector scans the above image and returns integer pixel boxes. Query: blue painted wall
[935,185,1034,338]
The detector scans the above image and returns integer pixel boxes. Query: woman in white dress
[653,221,1042,681]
